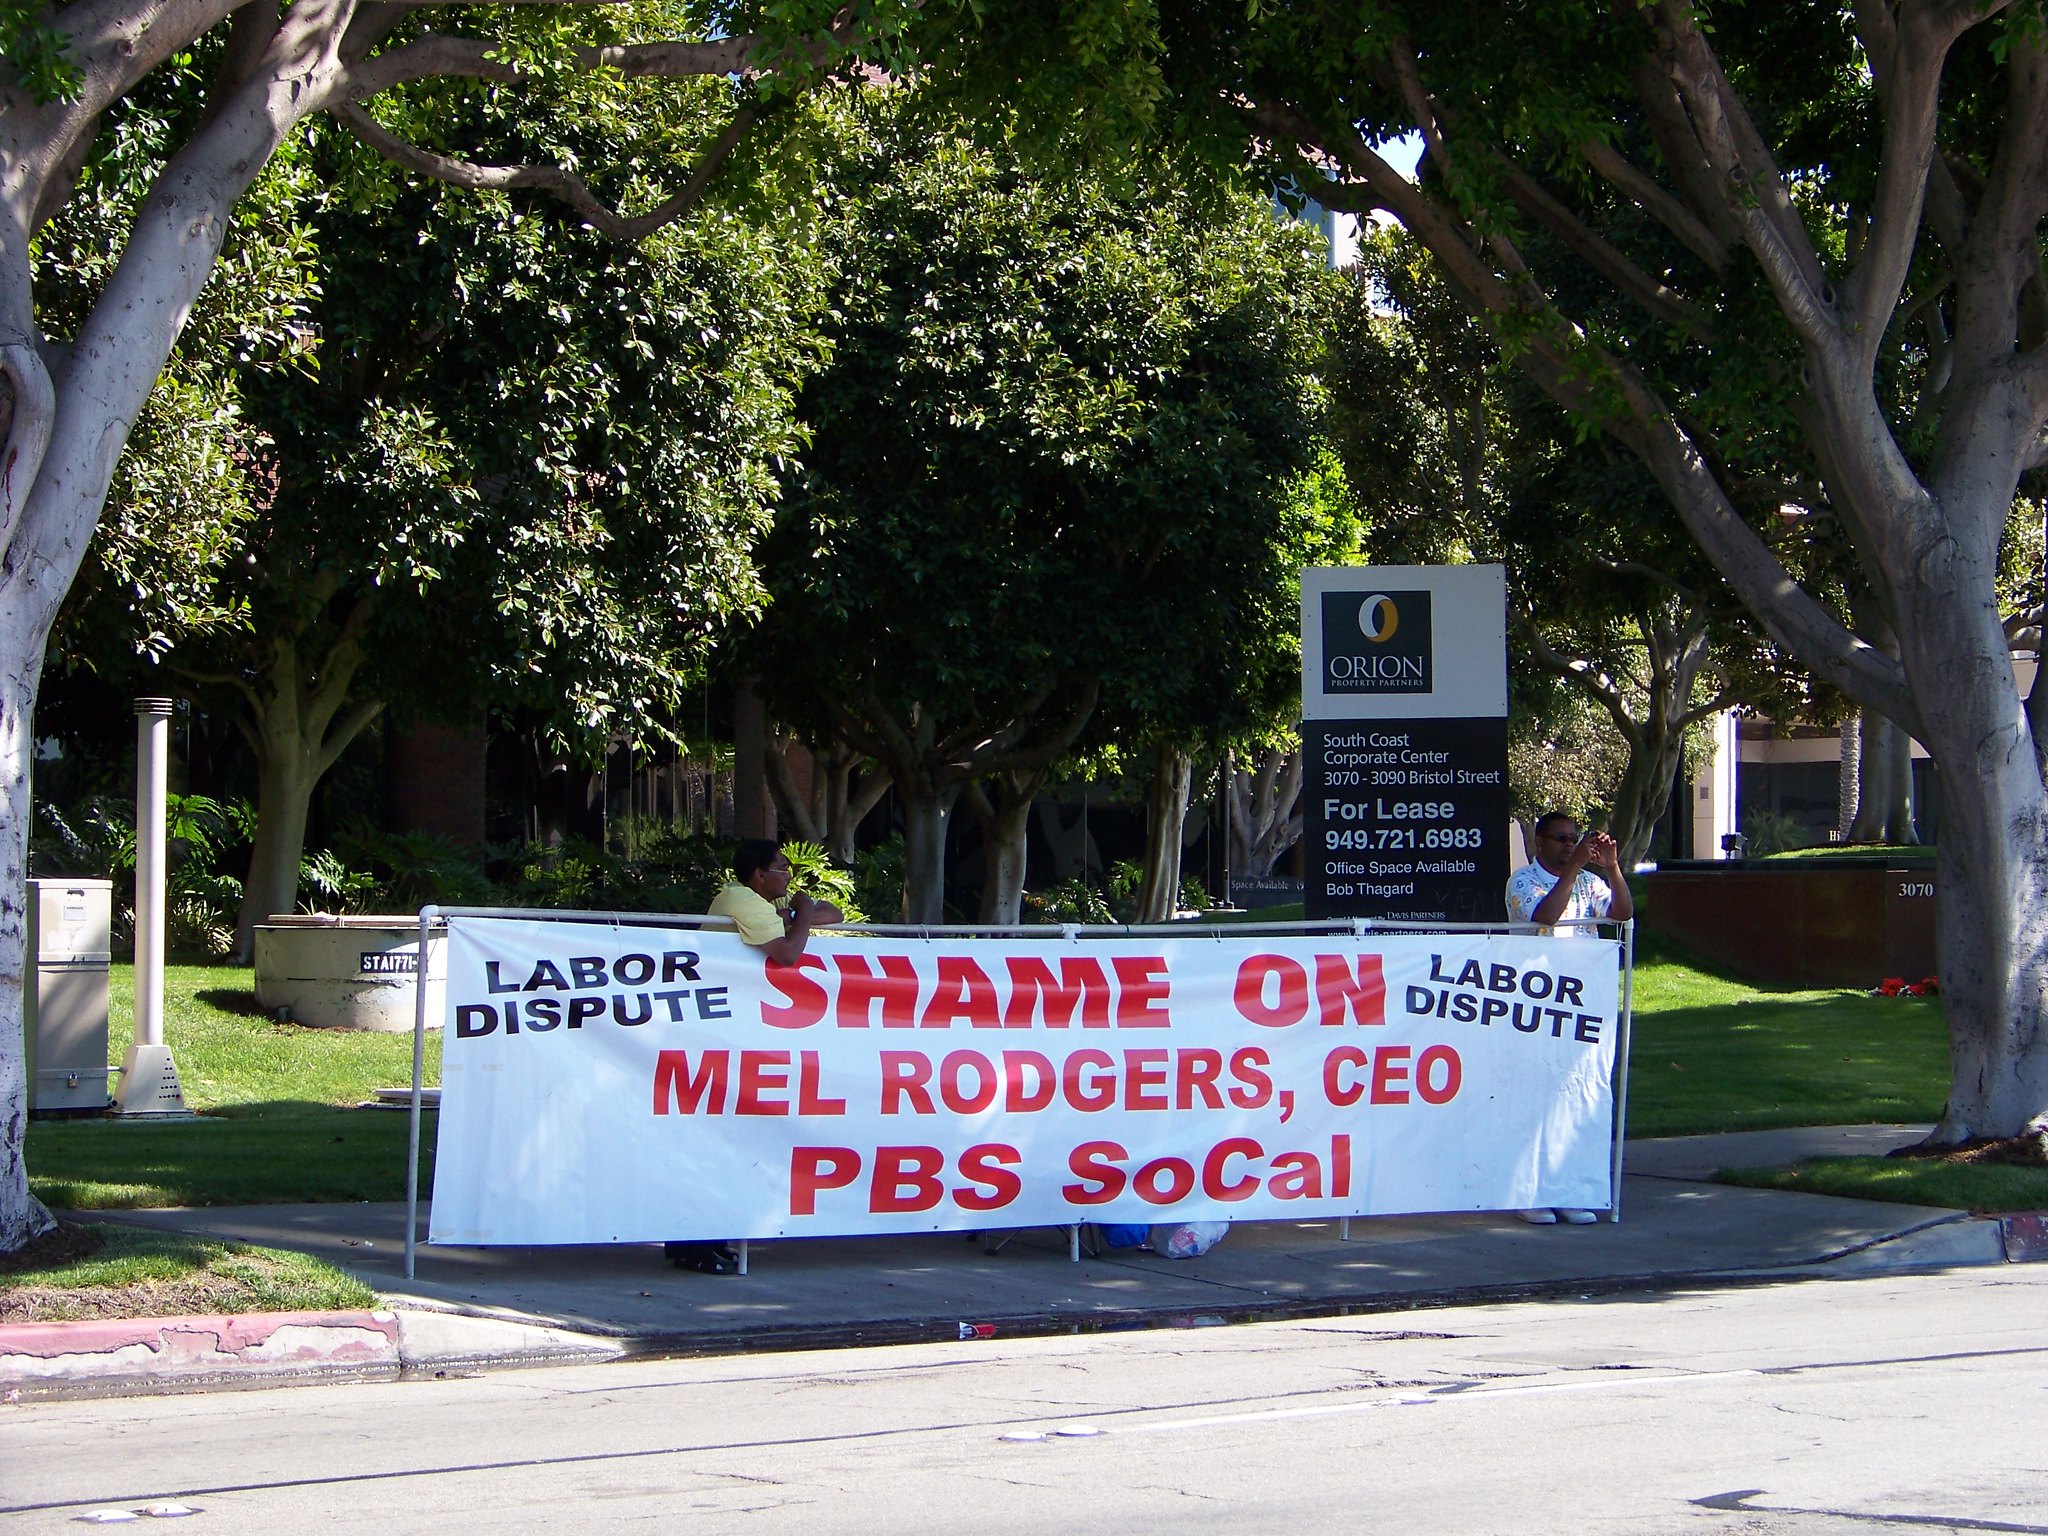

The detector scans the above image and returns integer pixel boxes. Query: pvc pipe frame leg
[738,1239,749,1276]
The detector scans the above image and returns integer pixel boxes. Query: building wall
[1685,652,2036,855]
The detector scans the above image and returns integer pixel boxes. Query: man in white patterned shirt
[1503,809,1633,1225]
[1505,811,1635,931]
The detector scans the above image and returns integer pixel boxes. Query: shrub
[781,840,864,922]
[852,837,907,923]
[1023,877,1115,925]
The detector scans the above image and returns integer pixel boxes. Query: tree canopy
[0,0,911,1250]
[1330,226,1829,862]
[73,121,816,954]
[921,0,2048,1150]
[740,101,1338,921]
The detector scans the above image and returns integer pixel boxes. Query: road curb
[0,1310,401,1400]
[1996,1212,2048,1261]
[0,1307,632,1401]
[6,1204,2039,1401]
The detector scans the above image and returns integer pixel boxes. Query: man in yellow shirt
[707,839,844,964]
[669,840,844,1274]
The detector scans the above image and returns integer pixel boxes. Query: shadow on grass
[26,1099,438,1210]
[195,986,271,1016]
[1631,927,1808,991]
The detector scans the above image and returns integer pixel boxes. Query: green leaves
[745,95,1339,776]
[2,1,82,105]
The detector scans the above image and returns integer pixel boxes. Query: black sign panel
[1320,589,1433,695]
[1304,716,1511,922]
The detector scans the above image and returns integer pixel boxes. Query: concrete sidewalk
[8,1123,2041,1399]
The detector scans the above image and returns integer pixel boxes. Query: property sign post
[1302,566,1511,921]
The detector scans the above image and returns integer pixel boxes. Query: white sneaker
[1518,1208,1559,1224]
[1557,1208,1599,1224]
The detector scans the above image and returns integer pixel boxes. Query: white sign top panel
[1302,564,1507,720]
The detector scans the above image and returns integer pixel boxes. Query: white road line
[1104,1369,1764,1435]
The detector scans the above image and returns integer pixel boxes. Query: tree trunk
[970,771,1042,924]
[228,626,383,961]
[1032,797,1095,883]
[0,11,354,1248]
[1135,742,1194,923]
[1882,719,1918,845]
[1894,558,2048,1143]
[1608,726,1688,871]
[1227,745,1304,878]
[236,748,321,959]
[1848,711,1895,844]
[820,747,890,866]
[763,730,824,845]
[1837,711,1861,840]
[766,733,892,865]
[899,785,959,925]
[1928,776,2048,1142]
[0,610,58,1251]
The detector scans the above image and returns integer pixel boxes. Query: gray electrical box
[25,877,113,1113]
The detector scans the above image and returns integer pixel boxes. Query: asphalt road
[5,1266,2046,1535]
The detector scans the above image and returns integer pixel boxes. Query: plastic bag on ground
[1153,1221,1230,1259]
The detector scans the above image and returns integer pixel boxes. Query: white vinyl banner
[429,918,1621,1245]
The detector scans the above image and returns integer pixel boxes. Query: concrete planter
[253,915,446,1032]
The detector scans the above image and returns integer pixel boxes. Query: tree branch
[303,588,380,750]
[1494,160,1712,339]
[332,98,758,243]
[973,678,1099,778]
[16,0,246,224]
[831,688,909,777]
[1630,53,1748,252]
[313,695,386,779]
[1651,3,1841,353]
[1255,102,1535,328]
[337,30,742,97]
[1844,0,1990,350]
[0,342,56,572]
[1522,619,1625,716]
[1613,366,1924,733]
[1952,25,2048,376]
[1574,134,1729,271]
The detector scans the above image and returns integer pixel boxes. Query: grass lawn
[1627,934,2048,1213]
[1202,913,1956,1136]
[1623,934,1949,1136]
[25,962,439,1210]
[1201,903,1307,923]
[0,1222,375,1324]
[1717,1157,2048,1215]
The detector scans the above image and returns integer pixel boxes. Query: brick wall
[386,719,487,849]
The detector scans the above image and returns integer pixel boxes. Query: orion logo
[1323,590,1432,693]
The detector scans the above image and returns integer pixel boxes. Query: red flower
[1878,977,1908,996]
